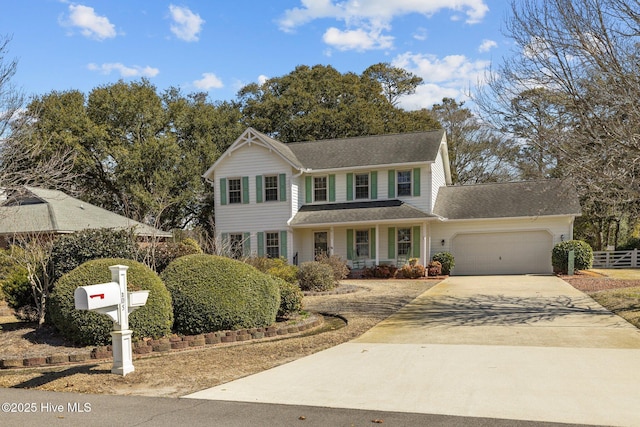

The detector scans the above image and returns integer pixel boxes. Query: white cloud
[62,4,116,40]
[413,27,428,41]
[323,26,393,51]
[478,39,497,52]
[193,73,223,90]
[257,75,269,85]
[87,63,159,78]
[169,5,204,42]
[391,52,490,109]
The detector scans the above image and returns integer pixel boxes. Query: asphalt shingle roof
[0,187,172,237]
[289,199,436,226]
[280,129,445,170]
[432,180,582,220]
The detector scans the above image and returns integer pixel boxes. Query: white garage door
[451,231,553,275]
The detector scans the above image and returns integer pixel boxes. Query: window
[229,233,244,259]
[228,178,242,204]
[264,175,279,202]
[355,173,369,199]
[356,230,369,258]
[266,232,280,258]
[397,171,411,197]
[314,176,327,202]
[397,228,412,256]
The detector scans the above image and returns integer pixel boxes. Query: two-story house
[203,127,581,275]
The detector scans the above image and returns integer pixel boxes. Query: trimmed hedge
[276,278,303,318]
[48,258,173,345]
[162,254,280,335]
[551,240,593,273]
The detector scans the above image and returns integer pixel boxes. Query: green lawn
[589,286,640,329]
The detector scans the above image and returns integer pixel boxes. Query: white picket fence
[592,249,640,268]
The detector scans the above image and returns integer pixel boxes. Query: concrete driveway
[185,276,640,426]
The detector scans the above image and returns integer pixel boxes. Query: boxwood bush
[298,261,335,292]
[432,252,455,275]
[48,258,173,345]
[276,278,303,318]
[162,254,280,335]
[551,240,593,274]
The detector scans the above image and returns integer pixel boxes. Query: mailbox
[75,282,121,311]
[128,290,149,308]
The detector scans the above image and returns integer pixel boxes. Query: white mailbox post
[74,265,149,376]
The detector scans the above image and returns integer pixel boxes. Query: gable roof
[289,199,436,227]
[286,130,446,170]
[0,187,172,237]
[433,180,582,220]
[203,127,447,179]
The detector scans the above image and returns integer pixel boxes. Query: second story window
[397,171,412,197]
[265,175,279,202]
[314,176,327,202]
[228,178,242,204]
[355,173,369,199]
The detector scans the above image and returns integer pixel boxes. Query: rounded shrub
[162,254,280,335]
[151,238,203,273]
[316,253,349,283]
[552,240,593,274]
[276,278,303,318]
[48,258,173,346]
[50,229,136,282]
[432,252,455,275]
[298,261,335,292]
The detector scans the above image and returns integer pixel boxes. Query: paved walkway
[185,276,640,426]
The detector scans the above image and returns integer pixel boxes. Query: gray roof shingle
[0,187,172,237]
[289,199,436,226]
[281,129,445,170]
[433,180,582,220]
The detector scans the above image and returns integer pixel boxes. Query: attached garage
[451,230,553,275]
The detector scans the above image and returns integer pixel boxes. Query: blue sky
[1,0,511,110]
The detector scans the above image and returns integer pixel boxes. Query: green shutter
[305,176,312,203]
[371,171,378,199]
[220,178,227,205]
[221,232,228,243]
[370,228,376,258]
[388,170,395,198]
[346,229,354,260]
[243,232,251,256]
[388,227,396,259]
[279,173,287,201]
[412,226,421,258]
[413,168,421,197]
[280,230,288,258]
[329,174,336,202]
[242,176,249,204]
[346,173,353,201]
[257,232,264,257]
[256,176,263,203]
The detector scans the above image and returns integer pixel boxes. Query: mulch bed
[561,273,640,293]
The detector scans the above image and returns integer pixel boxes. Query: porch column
[375,224,380,265]
[329,227,335,256]
[422,221,428,266]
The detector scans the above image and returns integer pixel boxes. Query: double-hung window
[397,227,412,256]
[397,171,412,197]
[355,173,369,199]
[266,232,280,258]
[229,233,244,259]
[228,178,242,204]
[314,176,327,202]
[264,175,279,202]
[355,230,369,258]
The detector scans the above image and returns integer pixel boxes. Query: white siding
[431,145,447,212]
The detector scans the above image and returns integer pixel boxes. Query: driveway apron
[184,276,640,426]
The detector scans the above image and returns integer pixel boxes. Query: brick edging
[0,315,323,370]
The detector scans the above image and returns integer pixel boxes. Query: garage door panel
[452,231,552,275]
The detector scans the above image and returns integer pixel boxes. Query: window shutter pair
[256,174,287,203]
[256,230,287,258]
[387,169,420,198]
[219,177,249,204]
[347,172,377,201]
[305,175,335,203]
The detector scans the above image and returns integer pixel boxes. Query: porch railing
[592,249,640,268]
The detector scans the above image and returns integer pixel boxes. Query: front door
[314,232,328,258]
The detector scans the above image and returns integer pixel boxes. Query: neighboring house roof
[433,180,582,220]
[289,199,436,227]
[203,127,447,179]
[285,129,446,170]
[0,186,172,237]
